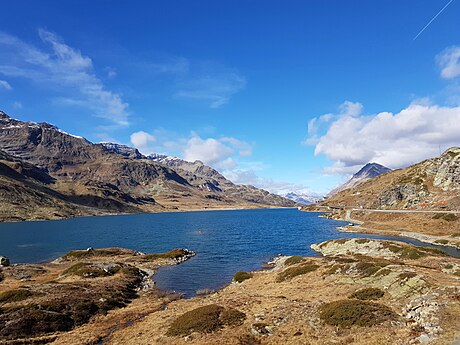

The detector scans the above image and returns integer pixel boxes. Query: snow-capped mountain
[282,192,323,205]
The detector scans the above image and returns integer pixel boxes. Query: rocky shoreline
[1,238,460,344]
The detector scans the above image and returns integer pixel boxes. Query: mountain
[0,111,295,221]
[323,148,460,210]
[283,192,323,205]
[328,163,391,196]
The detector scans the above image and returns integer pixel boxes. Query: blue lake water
[0,208,458,297]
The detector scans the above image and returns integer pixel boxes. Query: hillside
[308,148,460,237]
[0,111,295,221]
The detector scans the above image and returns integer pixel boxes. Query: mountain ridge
[0,111,295,221]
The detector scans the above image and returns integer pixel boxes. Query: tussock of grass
[166,304,246,336]
[277,262,319,282]
[349,288,384,300]
[319,299,396,327]
[284,256,305,266]
[233,271,253,283]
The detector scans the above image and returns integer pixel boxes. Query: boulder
[0,256,10,267]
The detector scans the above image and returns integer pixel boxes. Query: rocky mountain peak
[101,142,144,159]
[353,163,391,179]
[328,162,391,196]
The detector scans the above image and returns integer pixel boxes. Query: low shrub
[354,259,390,277]
[62,263,120,278]
[238,334,261,345]
[166,304,246,336]
[63,248,127,260]
[0,271,4,282]
[284,256,305,266]
[355,239,371,244]
[434,239,449,245]
[384,243,446,259]
[398,271,417,280]
[142,249,189,261]
[349,288,384,300]
[277,262,319,282]
[319,299,396,327]
[233,271,253,283]
[219,308,246,326]
[0,289,35,304]
[433,213,458,222]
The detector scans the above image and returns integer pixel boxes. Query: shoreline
[0,205,298,224]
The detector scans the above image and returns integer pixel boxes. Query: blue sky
[0,1,459,195]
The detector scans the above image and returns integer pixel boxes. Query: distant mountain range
[328,163,392,196]
[282,192,323,205]
[0,111,295,221]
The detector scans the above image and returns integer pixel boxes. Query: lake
[0,208,457,297]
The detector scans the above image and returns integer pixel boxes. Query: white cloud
[184,135,235,166]
[309,100,460,174]
[12,101,22,109]
[0,80,11,90]
[437,46,460,79]
[130,131,156,153]
[174,63,246,108]
[223,169,315,195]
[0,29,129,126]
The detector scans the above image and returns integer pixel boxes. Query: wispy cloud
[437,46,460,79]
[0,29,129,127]
[0,80,12,90]
[174,64,246,108]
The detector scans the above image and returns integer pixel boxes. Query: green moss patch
[349,288,384,300]
[166,304,246,336]
[277,262,319,282]
[233,271,253,283]
[319,299,396,327]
